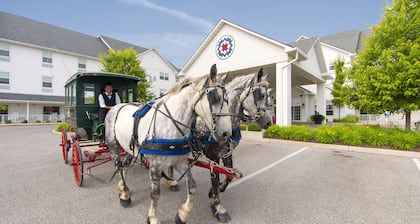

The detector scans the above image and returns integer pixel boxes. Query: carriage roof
[64,72,141,86]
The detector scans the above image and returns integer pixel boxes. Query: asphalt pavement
[0,125,419,224]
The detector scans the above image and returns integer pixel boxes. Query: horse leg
[208,159,231,223]
[147,165,162,224]
[166,166,180,192]
[175,166,196,224]
[116,155,133,207]
[219,156,233,192]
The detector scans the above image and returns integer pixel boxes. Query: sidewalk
[240,130,420,158]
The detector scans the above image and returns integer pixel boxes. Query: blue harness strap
[140,136,193,156]
[132,100,154,118]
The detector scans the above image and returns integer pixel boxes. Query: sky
[2,0,388,68]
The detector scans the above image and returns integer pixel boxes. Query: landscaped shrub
[5,120,12,124]
[247,123,262,132]
[337,125,362,145]
[360,125,388,147]
[313,125,339,144]
[264,125,282,138]
[21,120,28,123]
[387,128,418,150]
[240,123,247,131]
[289,125,313,141]
[55,122,72,132]
[334,115,359,123]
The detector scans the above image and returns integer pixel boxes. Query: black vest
[98,93,116,123]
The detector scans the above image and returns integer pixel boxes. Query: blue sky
[2,0,387,68]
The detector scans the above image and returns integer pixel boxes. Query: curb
[240,131,420,159]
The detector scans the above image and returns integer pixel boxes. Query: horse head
[240,68,273,129]
[192,64,232,143]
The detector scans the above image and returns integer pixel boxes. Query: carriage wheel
[72,141,84,186]
[60,128,70,164]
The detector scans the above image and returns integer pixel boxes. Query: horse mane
[227,72,268,90]
[166,73,215,95]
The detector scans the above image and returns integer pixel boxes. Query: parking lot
[0,125,419,224]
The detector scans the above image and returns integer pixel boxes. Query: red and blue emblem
[216,35,235,60]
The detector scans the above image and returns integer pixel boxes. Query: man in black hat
[98,82,121,124]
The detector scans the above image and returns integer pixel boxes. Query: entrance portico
[180,19,329,126]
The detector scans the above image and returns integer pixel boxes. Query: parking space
[0,125,418,224]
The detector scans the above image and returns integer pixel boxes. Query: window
[78,58,86,70]
[0,72,10,85]
[159,88,167,97]
[43,106,59,114]
[159,72,169,81]
[128,88,134,102]
[291,106,301,121]
[329,61,335,71]
[0,104,8,123]
[326,101,333,115]
[42,76,52,88]
[83,83,95,105]
[42,50,53,67]
[0,43,10,61]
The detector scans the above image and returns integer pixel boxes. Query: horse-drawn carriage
[60,72,140,186]
[59,66,272,223]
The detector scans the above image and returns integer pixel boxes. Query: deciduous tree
[100,48,155,102]
[347,0,419,130]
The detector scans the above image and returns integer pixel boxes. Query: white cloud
[119,0,214,32]
[109,32,206,68]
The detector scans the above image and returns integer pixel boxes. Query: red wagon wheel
[72,141,84,186]
[60,128,70,164]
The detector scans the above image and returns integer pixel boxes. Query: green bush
[361,126,388,147]
[5,120,12,124]
[289,125,313,141]
[240,123,247,131]
[264,125,282,138]
[21,120,28,123]
[55,122,72,132]
[313,125,339,144]
[334,115,359,123]
[387,129,418,150]
[247,123,262,132]
[337,125,362,145]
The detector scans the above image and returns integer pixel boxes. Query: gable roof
[320,29,363,54]
[139,48,180,72]
[0,11,148,59]
[181,19,296,73]
[289,37,327,73]
[99,35,148,54]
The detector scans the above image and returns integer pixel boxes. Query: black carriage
[60,72,140,186]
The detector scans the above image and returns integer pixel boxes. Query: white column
[316,82,326,123]
[275,62,292,126]
[26,101,30,122]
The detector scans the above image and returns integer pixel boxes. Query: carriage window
[83,83,95,105]
[128,88,134,102]
[121,89,127,103]
[70,84,76,105]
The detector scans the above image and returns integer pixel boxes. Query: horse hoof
[215,212,231,223]
[119,197,131,207]
[169,184,180,192]
[175,213,186,224]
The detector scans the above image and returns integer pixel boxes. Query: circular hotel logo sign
[216,35,235,60]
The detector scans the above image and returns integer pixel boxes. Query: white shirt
[98,92,121,108]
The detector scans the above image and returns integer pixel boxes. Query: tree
[332,58,348,120]
[99,48,155,102]
[347,0,419,130]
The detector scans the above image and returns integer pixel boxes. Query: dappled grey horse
[167,68,273,222]
[105,64,232,224]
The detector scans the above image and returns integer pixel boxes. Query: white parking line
[227,147,309,190]
[413,158,420,172]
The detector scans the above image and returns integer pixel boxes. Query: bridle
[238,77,271,121]
[192,78,231,134]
